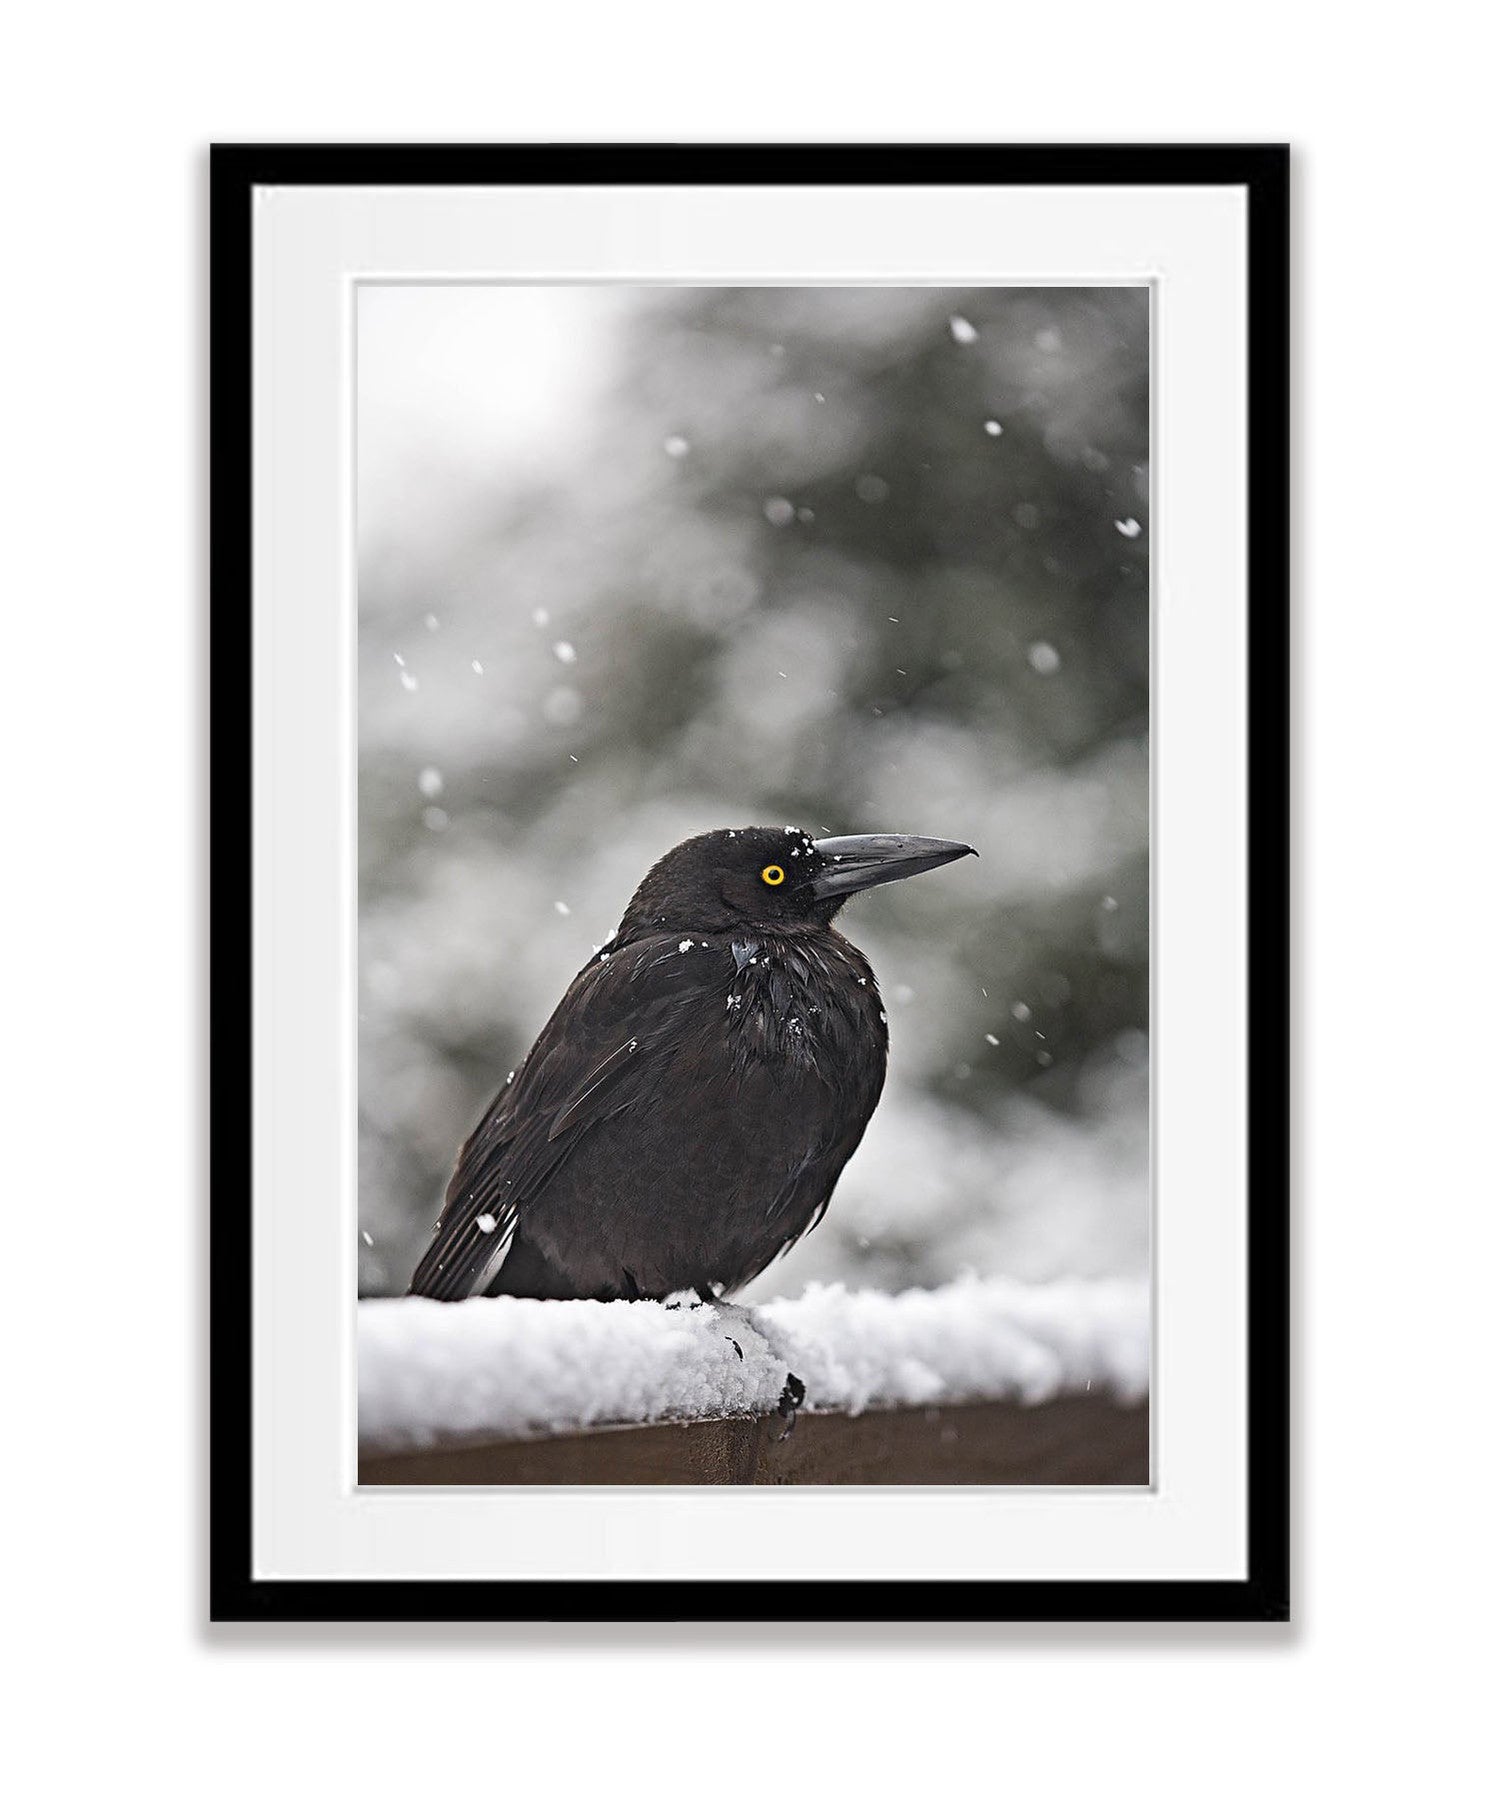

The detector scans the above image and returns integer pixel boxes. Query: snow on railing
[358,1276,1149,1453]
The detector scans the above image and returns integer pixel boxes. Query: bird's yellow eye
[761,864,786,886]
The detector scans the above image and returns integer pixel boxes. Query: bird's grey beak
[809,833,977,900]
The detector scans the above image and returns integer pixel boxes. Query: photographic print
[215,146,1287,1620]
[355,282,1152,1485]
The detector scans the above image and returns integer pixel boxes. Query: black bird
[409,826,975,1302]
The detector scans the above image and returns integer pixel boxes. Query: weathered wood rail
[359,1393,1149,1485]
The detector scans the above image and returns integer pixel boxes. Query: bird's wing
[407,937,730,1300]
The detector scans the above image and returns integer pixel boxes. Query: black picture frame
[210,143,1289,1626]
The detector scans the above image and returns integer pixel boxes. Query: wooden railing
[360,1394,1148,1485]
[358,1277,1150,1485]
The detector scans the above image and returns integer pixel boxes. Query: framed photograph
[212,143,1288,1623]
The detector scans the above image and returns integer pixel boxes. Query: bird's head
[619,825,977,936]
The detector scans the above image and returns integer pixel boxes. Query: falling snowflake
[552,641,577,665]
[663,434,690,458]
[984,419,1004,437]
[417,767,443,798]
[763,496,796,527]
[949,315,978,344]
[1115,517,1143,538]
[1027,642,1061,675]
[554,900,571,916]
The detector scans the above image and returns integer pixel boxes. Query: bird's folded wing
[407,939,727,1300]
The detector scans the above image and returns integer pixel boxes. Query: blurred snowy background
[358,285,1149,1302]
